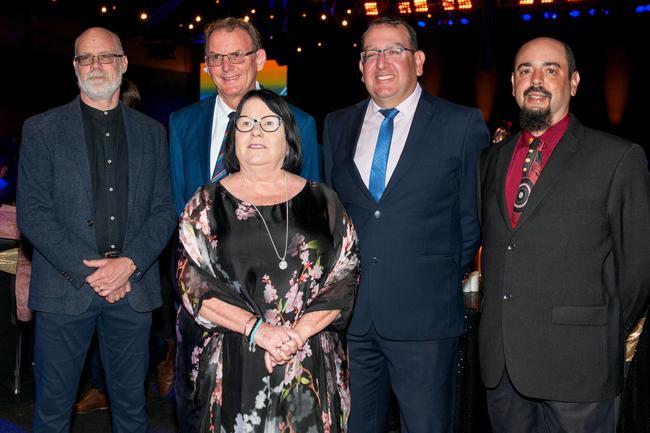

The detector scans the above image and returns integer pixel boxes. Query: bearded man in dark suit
[478,37,650,433]
[17,27,176,433]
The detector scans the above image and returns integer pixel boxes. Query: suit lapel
[345,100,375,202]
[513,122,580,231]
[494,134,519,233]
[199,95,217,183]
[381,93,435,202]
[65,98,94,206]
[123,105,142,226]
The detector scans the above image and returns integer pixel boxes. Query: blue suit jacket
[169,93,322,215]
[17,97,177,314]
[323,90,489,340]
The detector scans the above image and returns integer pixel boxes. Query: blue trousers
[32,294,151,433]
[347,325,458,433]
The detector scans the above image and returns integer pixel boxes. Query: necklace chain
[242,172,289,270]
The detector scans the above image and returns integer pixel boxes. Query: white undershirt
[354,84,422,188]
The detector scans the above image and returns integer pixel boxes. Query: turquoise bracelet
[248,318,263,352]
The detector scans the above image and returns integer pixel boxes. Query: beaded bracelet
[248,318,264,352]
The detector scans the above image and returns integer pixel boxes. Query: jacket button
[374,210,381,218]
[86,219,94,226]
[506,243,516,251]
[371,257,378,264]
[503,293,513,301]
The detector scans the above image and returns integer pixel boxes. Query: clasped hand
[254,324,306,373]
[84,257,136,303]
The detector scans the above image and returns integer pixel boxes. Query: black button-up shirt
[81,101,128,256]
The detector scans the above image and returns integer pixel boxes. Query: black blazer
[478,116,650,402]
[324,90,489,340]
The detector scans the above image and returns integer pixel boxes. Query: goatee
[519,107,551,132]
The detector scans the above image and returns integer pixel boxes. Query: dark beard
[519,107,551,132]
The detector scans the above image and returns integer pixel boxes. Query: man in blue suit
[323,17,489,433]
[169,17,322,216]
[16,27,177,433]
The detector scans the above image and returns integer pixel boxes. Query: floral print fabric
[177,181,359,433]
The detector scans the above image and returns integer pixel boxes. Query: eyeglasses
[360,46,416,64]
[235,115,282,133]
[74,53,125,66]
[205,50,257,67]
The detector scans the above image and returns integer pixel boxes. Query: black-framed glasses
[360,46,416,64]
[235,115,282,133]
[74,53,125,66]
[205,50,257,67]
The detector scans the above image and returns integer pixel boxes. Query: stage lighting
[414,0,428,13]
[398,2,412,14]
[364,2,379,16]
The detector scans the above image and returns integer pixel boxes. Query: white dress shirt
[354,84,422,188]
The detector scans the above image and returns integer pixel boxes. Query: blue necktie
[211,111,235,183]
[369,108,399,201]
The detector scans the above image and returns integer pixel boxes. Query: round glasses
[205,50,257,67]
[74,53,124,66]
[235,115,282,133]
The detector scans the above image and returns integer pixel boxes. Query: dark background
[1,0,649,157]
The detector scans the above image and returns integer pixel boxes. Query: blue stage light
[522,13,532,21]
[417,20,426,27]
[569,10,580,18]
[448,19,454,26]
[460,18,470,25]
[588,8,596,16]
[604,9,609,15]
[543,12,550,19]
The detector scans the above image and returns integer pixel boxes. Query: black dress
[176,181,359,433]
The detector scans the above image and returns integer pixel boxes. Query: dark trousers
[32,294,151,433]
[347,325,458,433]
[486,369,619,433]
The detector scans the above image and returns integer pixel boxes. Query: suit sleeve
[298,114,323,182]
[459,109,490,273]
[169,111,187,216]
[123,123,177,281]
[607,144,650,328]
[16,117,101,289]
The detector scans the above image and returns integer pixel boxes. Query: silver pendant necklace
[242,172,289,270]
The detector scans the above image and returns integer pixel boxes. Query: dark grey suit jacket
[478,116,650,402]
[17,97,177,314]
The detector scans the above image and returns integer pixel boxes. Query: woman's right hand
[254,324,305,370]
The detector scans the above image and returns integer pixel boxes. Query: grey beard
[77,73,123,101]
[519,107,551,132]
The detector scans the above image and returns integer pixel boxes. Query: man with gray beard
[17,27,176,433]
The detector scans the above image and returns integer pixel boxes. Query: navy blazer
[323,90,488,340]
[17,97,177,314]
[169,93,322,215]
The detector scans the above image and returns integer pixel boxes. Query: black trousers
[486,369,619,433]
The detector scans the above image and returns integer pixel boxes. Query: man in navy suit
[169,17,322,216]
[323,17,489,433]
[17,27,177,433]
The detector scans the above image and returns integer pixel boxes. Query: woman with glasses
[176,89,359,433]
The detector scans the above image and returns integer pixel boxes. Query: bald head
[514,37,576,77]
[75,27,123,56]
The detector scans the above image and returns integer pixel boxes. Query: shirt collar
[369,83,422,119]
